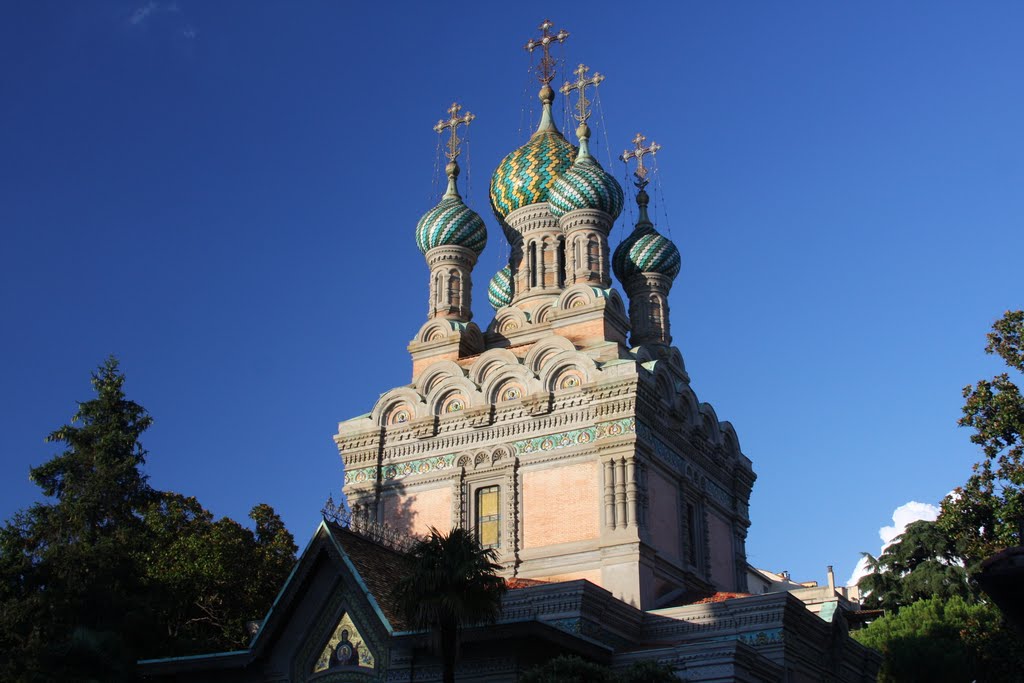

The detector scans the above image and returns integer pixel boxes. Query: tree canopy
[940,310,1024,565]
[853,312,1024,682]
[857,519,970,613]
[0,357,297,682]
[853,595,1024,683]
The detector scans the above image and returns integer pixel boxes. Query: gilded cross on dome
[560,63,604,138]
[433,102,475,163]
[524,19,569,85]
[621,133,661,189]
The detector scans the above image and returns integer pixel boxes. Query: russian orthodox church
[140,20,880,683]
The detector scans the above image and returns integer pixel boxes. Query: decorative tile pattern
[487,265,514,310]
[737,628,784,647]
[612,224,681,281]
[415,196,487,255]
[513,417,634,456]
[344,454,456,485]
[548,157,624,219]
[489,132,577,219]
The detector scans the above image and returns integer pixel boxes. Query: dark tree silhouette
[395,527,506,683]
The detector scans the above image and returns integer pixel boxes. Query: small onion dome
[415,163,487,256]
[612,190,680,281]
[487,265,514,310]
[489,85,577,221]
[548,137,624,220]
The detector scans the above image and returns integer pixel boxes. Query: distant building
[139,21,880,682]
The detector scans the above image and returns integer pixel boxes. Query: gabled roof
[322,519,412,632]
[139,517,411,677]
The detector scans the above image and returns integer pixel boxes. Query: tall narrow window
[529,242,537,288]
[686,502,698,566]
[476,486,501,549]
[556,238,566,287]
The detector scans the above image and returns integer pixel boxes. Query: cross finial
[560,63,604,141]
[524,19,569,85]
[433,102,475,164]
[620,133,661,189]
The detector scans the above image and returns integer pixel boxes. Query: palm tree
[395,527,506,683]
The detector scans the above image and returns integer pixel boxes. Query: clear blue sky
[2,1,1021,587]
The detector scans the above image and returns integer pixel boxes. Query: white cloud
[129,2,159,26]
[846,500,940,586]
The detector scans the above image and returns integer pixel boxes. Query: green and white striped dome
[548,141,624,220]
[613,223,680,282]
[487,265,514,310]
[415,188,487,256]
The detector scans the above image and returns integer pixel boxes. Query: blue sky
[2,1,1022,587]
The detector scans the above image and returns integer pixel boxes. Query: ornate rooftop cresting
[560,63,604,141]
[621,132,661,189]
[524,19,569,85]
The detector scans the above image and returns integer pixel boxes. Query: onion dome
[416,162,487,255]
[489,85,577,221]
[487,265,514,310]
[548,133,624,219]
[613,189,680,281]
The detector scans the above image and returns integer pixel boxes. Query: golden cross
[524,19,569,85]
[560,63,604,126]
[621,133,661,188]
[433,102,475,162]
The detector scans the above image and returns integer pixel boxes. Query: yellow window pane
[480,520,499,547]
[479,489,498,516]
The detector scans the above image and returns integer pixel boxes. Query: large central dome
[489,131,576,220]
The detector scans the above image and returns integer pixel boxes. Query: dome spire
[621,132,662,228]
[524,19,569,136]
[433,102,475,199]
[548,60,624,290]
[560,63,604,158]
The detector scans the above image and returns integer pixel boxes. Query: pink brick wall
[707,511,734,591]
[523,461,599,548]
[381,486,452,536]
[647,471,681,564]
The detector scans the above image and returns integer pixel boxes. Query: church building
[139,20,880,683]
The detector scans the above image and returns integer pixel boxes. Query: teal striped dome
[415,194,487,256]
[548,151,624,220]
[487,265,514,310]
[613,224,680,282]
[489,132,577,221]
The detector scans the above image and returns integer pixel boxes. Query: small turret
[416,103,486,322]
[613,134,680,347]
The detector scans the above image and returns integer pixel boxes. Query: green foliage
[940,310,1024,565]
[520,655,616,683]
[853,595,1024,682]
[395,526,506,683]
[520,655,678,683]
[0,358,297,681]
[857,520,970,612]
[140,493,297,657]
[0,357,154,682]
[617,659,679,683]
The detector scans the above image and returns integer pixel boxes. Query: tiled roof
[662,590,752,608]
[505,577,548,590]
[326,522,413,632]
